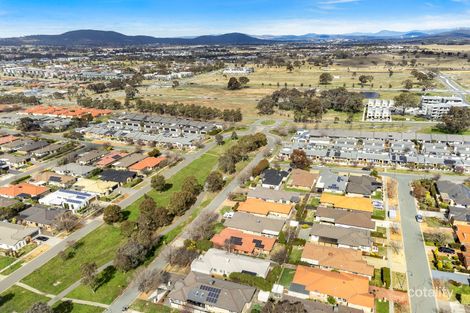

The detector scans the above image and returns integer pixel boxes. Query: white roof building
[190,248,271,278]
[39,189,96,213]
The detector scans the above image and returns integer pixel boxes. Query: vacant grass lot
[22,225,124,294]
[0,285,50,313]
[131,299,176,313]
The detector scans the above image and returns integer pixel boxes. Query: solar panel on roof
[199,285,221,304]
[230,236,243,245]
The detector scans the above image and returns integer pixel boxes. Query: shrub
[381,267,391,288]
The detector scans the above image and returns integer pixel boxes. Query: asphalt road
[437,73,469,103]
[107,134,277,312]
[0,140,218,294]
[393,174,438,313]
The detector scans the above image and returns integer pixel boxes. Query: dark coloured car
[438,247,455,254]
[35,236,49,242]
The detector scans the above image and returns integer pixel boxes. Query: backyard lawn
[288,246,303,264]
[279,268,296,288]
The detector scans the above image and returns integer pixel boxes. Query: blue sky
[0,0,470,37]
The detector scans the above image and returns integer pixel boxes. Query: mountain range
[1,28,470,46]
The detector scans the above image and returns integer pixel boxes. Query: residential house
[95,151,128,167]
[129,156,166,173]
[16,140,49,155]
[346,175,382,197]
[247,187,301,204]
[76,150,105,165]
[0,197,20,210]
[112,153,146,170]
[0,135,18,146]
[0,183,49,199]
[261,169,289,190]
[31,171,76,188]
[168,272,256,313]
[18,205,66,233]
[309,223,373,252]
[315,169,348,194]
[280,296,363,313]
[0,221,39,251]
[99,169,136,185]
[73,178,118,196]
[211,228,276,256]
[237,198,293,219]
[1,139,35,152]
[288,266,374,313]
[447,206,470,225]
[300,243,374,278]
[436,180,470,208]
[287,169,317,191]
[39,189,96,213]
[191,248,271,278]
[223,212,285,237]
[315,206,375,230]
[456,224,470,246]
[319,194,374,213]
[0,154,30,168]
[54,163,96,177]
[31,143,62,159]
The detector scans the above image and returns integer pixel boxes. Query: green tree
[103,205,122,224]
[151,175,166,191]
[394,92,419,115]
[227,77,241,90]
[319,72,333,85]
[206,171,224,192]
[81,262,98,292]
[438,107,470,133]
[148,148,161,157]
[239,76,250,85]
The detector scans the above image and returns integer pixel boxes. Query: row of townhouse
[77,125,203,149]
[283,129,470,172]
[0,113,73,132]
[107,113,222,135]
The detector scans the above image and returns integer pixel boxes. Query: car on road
[438,247,455,254]
[415,214,423,223]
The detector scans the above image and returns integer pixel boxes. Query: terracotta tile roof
[129,156,166,171]
[320,194,373,212]
[237,198,293,216]
[301,243,374,277]
[0,183,49,198]
[290,169,318,189]
[292,265,374,309]
[211,228,276,254]
[456,225,470,244]
[95,152,128,167]
[0,135,18,146]
[23,106,111,118]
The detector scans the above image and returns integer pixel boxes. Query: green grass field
[0,256,16,271]
[66,267,131,304]
[279,268,296,288]
[53,302,104,313]
[0,285,50,313]
[375,299,390,313]
[22,225,124,294]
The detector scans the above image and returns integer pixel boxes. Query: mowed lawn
[66,268,131,304]
[0,285,49,313]
[21,225,124,295]
[53,302,104,313]
[125,143,226,221]
[0,255,16,271]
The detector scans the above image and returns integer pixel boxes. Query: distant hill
[2,28,470,46]
[0,30,272,46]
